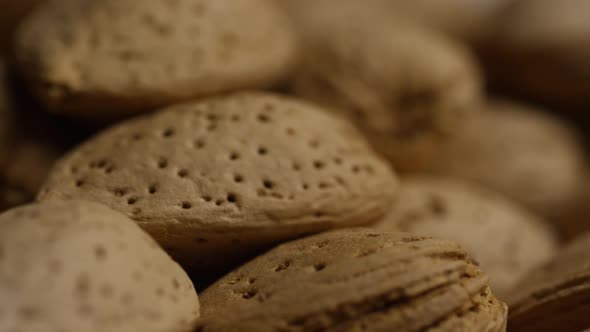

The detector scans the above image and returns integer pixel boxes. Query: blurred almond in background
[284,0,483,173]
[423,100,587,226]
[478,0,590,112]
[386,0,514,42]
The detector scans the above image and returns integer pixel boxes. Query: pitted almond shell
[0,200,199,332]
[39,91,398,271]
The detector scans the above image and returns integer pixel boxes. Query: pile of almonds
[1,0,590,331]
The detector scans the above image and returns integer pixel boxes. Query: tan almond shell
[197,228,507,331]
[14,0,298,116]
[288,3,482,173]
[0,200,199,332]
[428,99,586,221]
[508,232,590,331]
[374,176,558,299]
[39,91,398,271]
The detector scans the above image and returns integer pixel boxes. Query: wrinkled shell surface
[198,229,507,331]
[509,232,590,331]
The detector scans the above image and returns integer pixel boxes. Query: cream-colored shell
[508,232,590,331]
[429,100,586,220]
[0,200,199,332]
[375,176,558,299]
[198,229,507,331]
[15,0,298,116]
[289,4,482,172]
[39,92,398,271]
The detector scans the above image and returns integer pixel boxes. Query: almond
[289,3,482,172]
[197,228,507,331]
[39,91,398,271]
[375,176,558,298]
[0,200,199,332]
[509,232,590,331]
[15,0,298,117]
